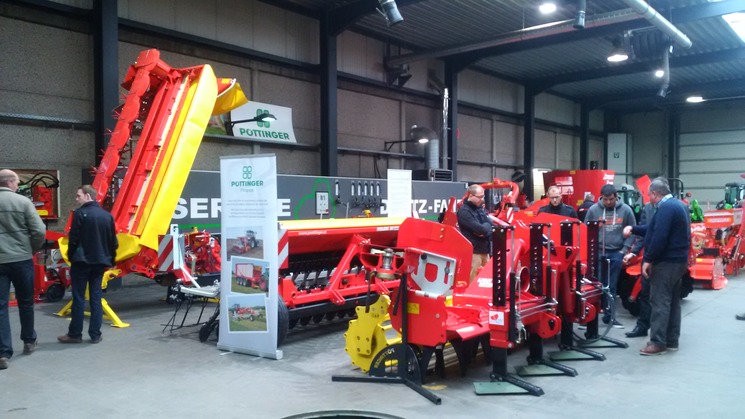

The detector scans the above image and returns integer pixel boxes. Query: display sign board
[386,169,412,218]
[542,170,615,208]
[229,101,297,143]
[172,171,466,232]
[217,154,282,360]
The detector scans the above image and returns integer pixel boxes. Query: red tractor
[232,230,258,254]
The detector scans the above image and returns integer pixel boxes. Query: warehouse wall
[2,0,607,228]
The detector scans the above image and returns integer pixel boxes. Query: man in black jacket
[457,185,493,283]
[58,185,117,345]
[538,185,578,218]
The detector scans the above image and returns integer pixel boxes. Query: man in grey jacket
[0,169,46,370]
[585,184,637,328]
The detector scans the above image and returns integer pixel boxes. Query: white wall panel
[679,129,745,203]
[0,18,92,120]
[536,93,576,126]
[556,133,576,169]
[459,70,520,114]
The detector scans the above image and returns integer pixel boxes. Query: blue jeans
[68,263,106,340]
[0,259,37,358]
[599,251,624,321]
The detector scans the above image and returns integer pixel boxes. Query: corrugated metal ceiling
[272,0,745,111]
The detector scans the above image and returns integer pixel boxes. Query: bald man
[0,169,46,369]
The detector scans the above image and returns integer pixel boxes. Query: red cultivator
[340,178,623,398]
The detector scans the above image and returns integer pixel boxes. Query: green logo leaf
[257,109,270,128]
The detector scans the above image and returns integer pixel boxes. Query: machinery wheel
[299,316,311,326]
[622,298,641,317]
[248,315,254,321]
[249,238,257,248]
[312,314,324,324]
[368,343,422,384]
[44,282,66,303]
[199,319,218,342]
[325,312,336,321]
[277,297,289,347]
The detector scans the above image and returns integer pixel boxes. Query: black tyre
[44,283,66,303]
[199,323,211,342]
[277,297,289,347]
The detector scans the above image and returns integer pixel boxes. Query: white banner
[386,169,412,218]
[229,101,297,143]
[217,154,282,359]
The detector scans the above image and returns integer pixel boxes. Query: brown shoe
[23,341,37,354]
[640,342,667,356]
[57,335,82,344]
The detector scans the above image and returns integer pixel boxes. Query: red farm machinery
[42,49,247,326]
[336,178,622,398]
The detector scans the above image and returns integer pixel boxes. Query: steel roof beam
[531,47,745,89]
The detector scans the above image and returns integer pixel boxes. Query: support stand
[517,333,577,377]
[550,317,605,361]
[332,274,442,405]
[57,295,130,328]
[473,226,544,396]
[162,283,220,333]
[474,348,544,396]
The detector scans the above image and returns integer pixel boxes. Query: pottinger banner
[229,101,297,143]
[217,154,282,359]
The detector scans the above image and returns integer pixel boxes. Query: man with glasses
[457,184,493,283]
[0,169,46,370]
[538,185,578,218]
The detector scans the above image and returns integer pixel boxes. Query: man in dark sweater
[58,185,118,345]
[623,178,690,356]
[457,184,493,283]
[538,185,578,218]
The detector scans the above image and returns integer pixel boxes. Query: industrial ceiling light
[384,125,434,151]
[538,1,557,14]
[607,38,629,62]
[377,0,403,27]
[654,69,665,78]
[686,95,704,103]
[573,0,586,29]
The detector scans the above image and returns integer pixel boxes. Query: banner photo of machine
[228,101,297,143]
[172,171,467,232]
[543,170,615,208]
[218,154,282,360]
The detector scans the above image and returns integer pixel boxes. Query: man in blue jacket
[58,185,117,345]
[457,185,492,283]
[624,178,690,356]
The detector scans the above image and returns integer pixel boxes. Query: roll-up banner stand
[217,154,282,360]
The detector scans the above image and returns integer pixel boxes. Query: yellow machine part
[134,65,219,251]
[344,295,401,373]
[57,233,143,266]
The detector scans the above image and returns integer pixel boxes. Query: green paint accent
[178,223,222,229]
[293,178,335,219]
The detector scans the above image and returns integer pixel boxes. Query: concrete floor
[2,272,745,419]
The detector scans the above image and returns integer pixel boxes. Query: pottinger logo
[243,165,252,179]
[257,109,271,128]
